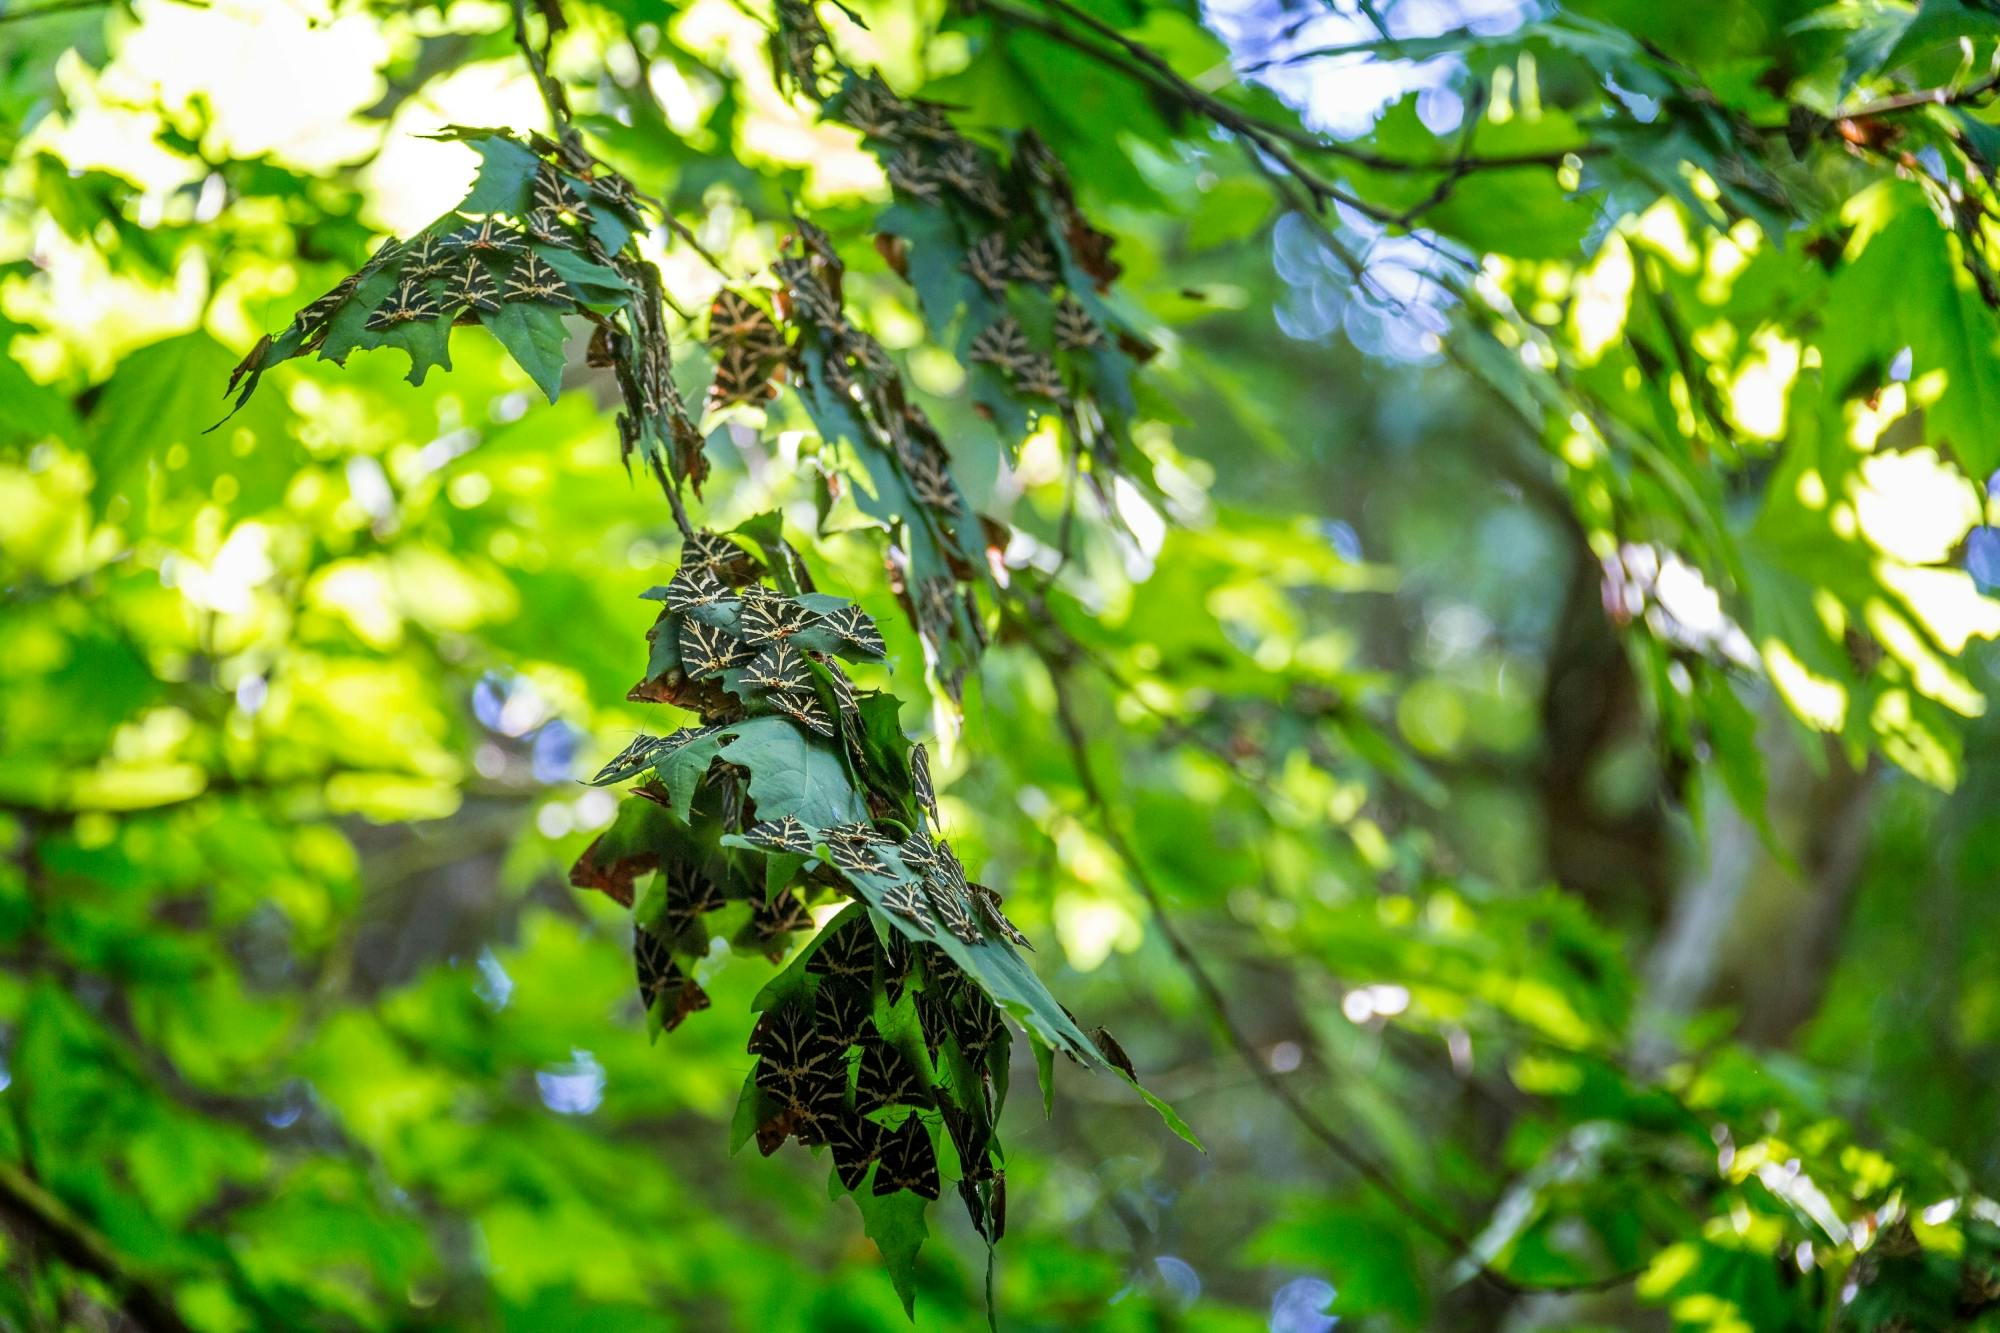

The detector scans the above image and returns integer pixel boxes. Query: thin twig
[0,1158,199,1333]
[0,0,109,23]
[1046,672,1645,1297]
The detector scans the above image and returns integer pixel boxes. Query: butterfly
[930,841,971,897]
[633,925,679,1007]
[679,617,749,676]
[848,330,896,379]
[873,1114,941,1199]
[821,602,887,660]
[523,206,572,247]
[445,258,500,315]
[775,258,842,328]
[587,169,641,217]
[1016,129,1061,188]
[807,919,878,984]
[532,165,589,218]
[289,275,358,337]
[908,452,959,515]
[704,341,779,411]
[971,883,1033,950]
[928,883,983,946]
[664,567,730,614]
[968,317,1035,377]
[898,830,939,875]
[823,662,859,718]
[961,232,1010,297]
[444,215,523,258]
[401,232,450,281]
[738,589,812,646]
[1054,295,1102,350]
[855,1041,929,1112]
[826,822,886,848]
[955,990,1007,1065]
[680,530,751,582]
[937,142,1004,215]
[902,101,958,143]
[707,290,779,348]
[743,814,817,856]
[829,1114,885,1191]
[744,641,808,694]
[502,250,572,305]
[770,689,834,739]
[812,982,872,1048]
[590,733,670,786]
[751,890,812,947]
[1014,353,1067,400]
[364,278,440,332]
[783,1074,845,1149]
[881,882,935,934]
[831,840,890,878]
[750,1002,839,1093]
[909,743,938,824]
[840,76,907,141]
[916,578,959,640]
[1009,235,1060,286]
[887,153,942,205]
[661,861,729,938]
[792,215,841,270]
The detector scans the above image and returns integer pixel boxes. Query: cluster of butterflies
[283,157,627,354]
[743,911,1012,1223]
[701,228,991,682]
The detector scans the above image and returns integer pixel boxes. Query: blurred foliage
[7,0,2000,1329]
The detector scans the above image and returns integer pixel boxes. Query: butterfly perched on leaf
[838,74,907,141]
[590,733,671,785]
[807,918,878,985]
[971,883,1033,950]
[743,814,817,855]
[401,232,450,281]
[660,860,729,939]
[707,290,783,352]
[502,250,573,305]
[532,164,590,219]
[820,603,887,660]
[751,1003,841,1094]
[1054,295,1102,350]
[665,567,731,614]
[1010,235,1060,286]
[679,617,750,676]
[968,317,1034,377]
[873,1114,941,1199]
[744,640,809,694]
[961,232,1010,297]
[881,882,934,934]
[750,890,812,947]
[738,588,813,646]
[898,830,940,875]
[908,451,959,516]
[445,258,501,316]
[1014,353,1067,401]
[928,882,983,945]
[681,530,758,584]
[936,141,1005,215]
[887,153,942,205]
[813,982,872,1048]
[771,689,835,738]
[635,926,711,1028]
[829,1115,885,1191]
[856,1041,930,1112]
[775,257,843,329]
[704,341,780,412]
[909,744,938,824]
[444,215,523,258]
[830,837,889,877]
[365,278,440,332]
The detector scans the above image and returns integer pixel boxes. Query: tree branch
[0,1158,198,1333]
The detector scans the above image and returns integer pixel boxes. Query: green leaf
[455,133,542,215]
[533,245,632,303]
[480,300,571,402]
[852,1181,928,1318]
[715,716,869,828]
